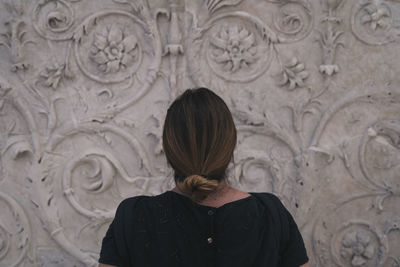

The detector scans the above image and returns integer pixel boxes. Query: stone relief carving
[309,86,400,266]
[0,191,33,266]
[351,0,400,45]
[89,23,140,74]
[0,0,399,266]
[187,0,313,85]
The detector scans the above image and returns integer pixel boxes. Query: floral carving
[351,1,399,45]
[276,57,308,90]
[317,29,344,76]
[209,24,257,73]
[40,61,66,89]
[90,24,139,73]
[340,230,375,266]
[317,0,344,77]
[361,3,391,31]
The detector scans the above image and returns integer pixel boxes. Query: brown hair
[162,88,237,201]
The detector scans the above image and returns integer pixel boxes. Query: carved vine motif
[0,191,33,266]
[2,0,400,266]
[317,0,344,77]
[187,0,313,84]
[351,0,400,45]
[32,0,77,41]
[227,95,304,210]
[0,81,34,162]
[0,1,35,72]
[206,0,244,14]
[309,89,400,265]
[6,1,164,265]
[359,119,400,196]
[31,120,171,265]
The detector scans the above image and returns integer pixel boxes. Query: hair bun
[177,175,219,202]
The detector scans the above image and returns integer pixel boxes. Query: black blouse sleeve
[253,193,309,267]
[99,198,134,266]
[99,220,122,266]
[280,207,309,267]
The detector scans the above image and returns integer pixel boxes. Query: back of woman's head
[162,87,237,201]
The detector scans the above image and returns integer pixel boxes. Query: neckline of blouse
[166,190,254,210]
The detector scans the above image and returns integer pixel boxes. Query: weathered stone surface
[0,0,399,266]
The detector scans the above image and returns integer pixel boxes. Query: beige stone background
[0,0,400,266]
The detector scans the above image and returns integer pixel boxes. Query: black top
[99,191,308,267]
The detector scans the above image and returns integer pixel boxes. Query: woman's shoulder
[116,192,170,210]
[250,192,294,225]
[250,192,286,210]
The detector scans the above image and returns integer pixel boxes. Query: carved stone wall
[0,0,399,266]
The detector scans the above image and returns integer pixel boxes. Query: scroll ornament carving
[30,120,170,265]
[32,0,76,41]
[351,0,400,45]
[270,0,314,42]
[51,125,154,199]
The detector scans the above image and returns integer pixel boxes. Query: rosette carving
[73,12,145,83]
[311,195,400,266]
[188,12,275,83]
[90,24,139,74]
[351,0,400,45]
[209,24,258,73]
[187,1,313,85]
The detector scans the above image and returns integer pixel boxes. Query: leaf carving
[206,0,243,13]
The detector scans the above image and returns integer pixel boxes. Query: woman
[99,88,310,267]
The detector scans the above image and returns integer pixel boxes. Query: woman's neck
[172,179,250,208]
